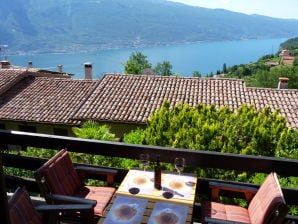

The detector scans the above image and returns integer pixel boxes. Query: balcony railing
[1,129,298,223]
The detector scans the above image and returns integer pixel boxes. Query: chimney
[0,60,10,69]
[84,62,93,80]
[28,61,33,68]
[278,77,289,89]
[58,64,63,73]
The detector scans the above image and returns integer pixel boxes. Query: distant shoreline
[9,38,287,78]
[6,37,287,57]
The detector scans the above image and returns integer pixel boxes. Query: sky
[168,0,298,20]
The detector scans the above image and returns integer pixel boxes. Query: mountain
[1,0,298,54]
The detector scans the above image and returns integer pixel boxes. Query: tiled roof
[0,70,28,95]
[0,76,99,125]
[0,72,297,128]
[246,87,298,128]
[73,74,248,123]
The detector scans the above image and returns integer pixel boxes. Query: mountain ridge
[1,0,298,54]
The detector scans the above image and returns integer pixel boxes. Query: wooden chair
[201,172,289,224]
[8,186,94,224]
[34,149,117,218]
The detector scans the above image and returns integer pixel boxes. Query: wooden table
[98,169,197,224]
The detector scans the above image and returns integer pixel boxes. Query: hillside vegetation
[280,37,298,49]
[220,37,298,89]
[1,0,298,53]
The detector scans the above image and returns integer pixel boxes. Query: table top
[116,169,197,205]
[99,195,193,224]
[98,169,197,224]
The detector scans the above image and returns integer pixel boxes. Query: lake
[9,38,287,79]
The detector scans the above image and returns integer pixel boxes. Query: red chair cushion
[74,185,116,216]
[9,187,42,224]
[201,201,250,223]
[41,150,81,195]
[248,173,286,223]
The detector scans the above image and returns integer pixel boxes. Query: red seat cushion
[37,149,116,217]
[201,201,250,223]
[9,187,42,224]
[74,185,116,216]
[248,173,286,223]
[202,173,287,224]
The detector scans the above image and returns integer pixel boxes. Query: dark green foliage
[222,63,227,74]
[141,102,287,157]
[258,54,274,61]
[72,120,116,141]
[123,51,152,75]
[280,37,298,49]
[123,128,145,144]
[154,61,173,76]
[245,66,298,89]
[127,101,297,212]
[293,57,298,66]
[225,62,270,79]
[192,70,201,78]
[72,120,138,169]
[276,128,298,159]
[4,148,59,180]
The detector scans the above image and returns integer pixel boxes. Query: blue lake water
[9,38,287,79]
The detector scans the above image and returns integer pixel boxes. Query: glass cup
[139,153,150,171]
[174,157,185,176]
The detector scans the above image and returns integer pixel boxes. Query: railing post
[0,155,10,224]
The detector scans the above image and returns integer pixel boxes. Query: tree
[222,63,227,73]
[293,57,298,66]
[123,51,152,74]
[72,120,138,169]
[128,101,288,157]
[192,70,201,78]
[72,120,116,141]
[154,61,173,76]
[245,66,298,89]
[130,101,294,182]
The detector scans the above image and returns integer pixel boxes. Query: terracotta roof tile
[0,76,99,125]
[73,74,247,123]
[246,87,298,128]
[0,69,28,95]
[0,72,297,129]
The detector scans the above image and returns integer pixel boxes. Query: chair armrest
[36,203,94,213]
[75,165,117,186]
[209,181,258,202]
[36,203,94,224]
[285,214,298,223]
[46,193,97,206]
[204,217,249,224]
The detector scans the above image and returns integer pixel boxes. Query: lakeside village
[1,44,298,224]
[0,44,297,138]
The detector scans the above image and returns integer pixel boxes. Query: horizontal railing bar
[1,154,128,185]
[0,129,298,177]
[1,129,298,223]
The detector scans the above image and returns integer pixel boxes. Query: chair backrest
[35,149,82,196]
[8,187,42,224]
[248,172,288,224]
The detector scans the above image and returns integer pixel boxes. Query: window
[0,123,5,129]
[53,128,68,136]
[18,125,36,133]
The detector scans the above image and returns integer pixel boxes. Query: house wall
[0,120,74,137]
[0,120,145,139]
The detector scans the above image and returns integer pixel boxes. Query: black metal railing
[1,129,298,223]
